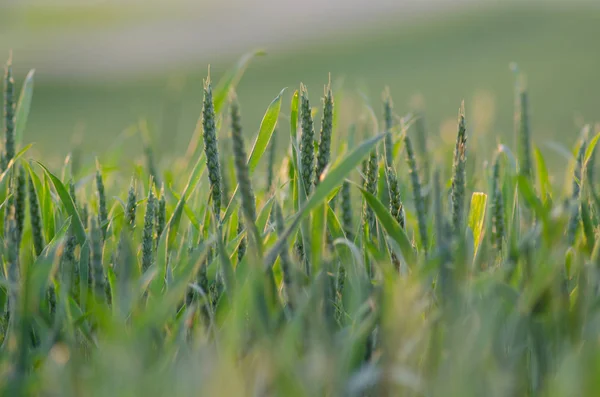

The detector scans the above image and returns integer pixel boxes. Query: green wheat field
[2,3,600,396]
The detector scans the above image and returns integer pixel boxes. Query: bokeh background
[1,0,599,170]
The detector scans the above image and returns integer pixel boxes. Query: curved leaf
[15,69,35,148]
[356,184,416,266]
[36,162,86,245]
[467,192,488,258]
[248,88,286,173]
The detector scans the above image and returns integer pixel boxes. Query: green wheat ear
[405,134,428,253]
[142,185,155,272]
[386,166,404,229]
[491,153,505,253]
[230,92,256,224]
[28,174,44,256]
[382,87,394,169]
[451,101,467,233]
[363,148,378,239]
[514,69,533,180]
[61,215,77,295]
[14,166,26,246]
[387,165,404,271]
[5,208,19,320]
[125,177,137,229]
[315,78,334,187]
[340,180,354,241]
[95,159,108,240]
[4,53,15,164]
[568,136,587,246]
[155,185,166,248]
[202,69,222,220]
[299,83,315,195]
[361,158,368,188]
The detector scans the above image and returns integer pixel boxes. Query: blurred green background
[1,1,599,169]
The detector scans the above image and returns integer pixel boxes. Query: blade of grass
[248,88,286,174]
[356,183,416,266]
[534,148,551,202]
[14,69,35,148]
[467,192,487,259]
[36,162,86,245]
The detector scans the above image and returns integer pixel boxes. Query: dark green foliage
[28,174,44,256]
[387,165,404,271]
[155,186,166,247]
[14,166,26,245]
[386,167,404,229]
[141,188,155,272]
[516,81,533,180]
[451,102,467,233]
[64,180,79,291]
[125,178,137,229]
[341,180,354,241]
[61,225,77,294]
[202,74,222,218]
[3,55,15,164]
[299,84,315,195]
[364,148,378,238]
[315,82,333,186]
[230,94,256,224]
[95,161,108,240]
[5,209,19,316]
[491,154,505,252]
[383,88,394,169]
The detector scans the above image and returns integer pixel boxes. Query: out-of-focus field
[2,3,600,168]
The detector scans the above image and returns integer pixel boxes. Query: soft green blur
[2,2,600,169]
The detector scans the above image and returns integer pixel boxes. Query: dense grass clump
[2,52,600,397]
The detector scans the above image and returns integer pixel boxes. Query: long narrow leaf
[15,69,35,148]
[248,88,286,173]
[467,192,487,259]
[37,162,86,244]
[356,184,416,266]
